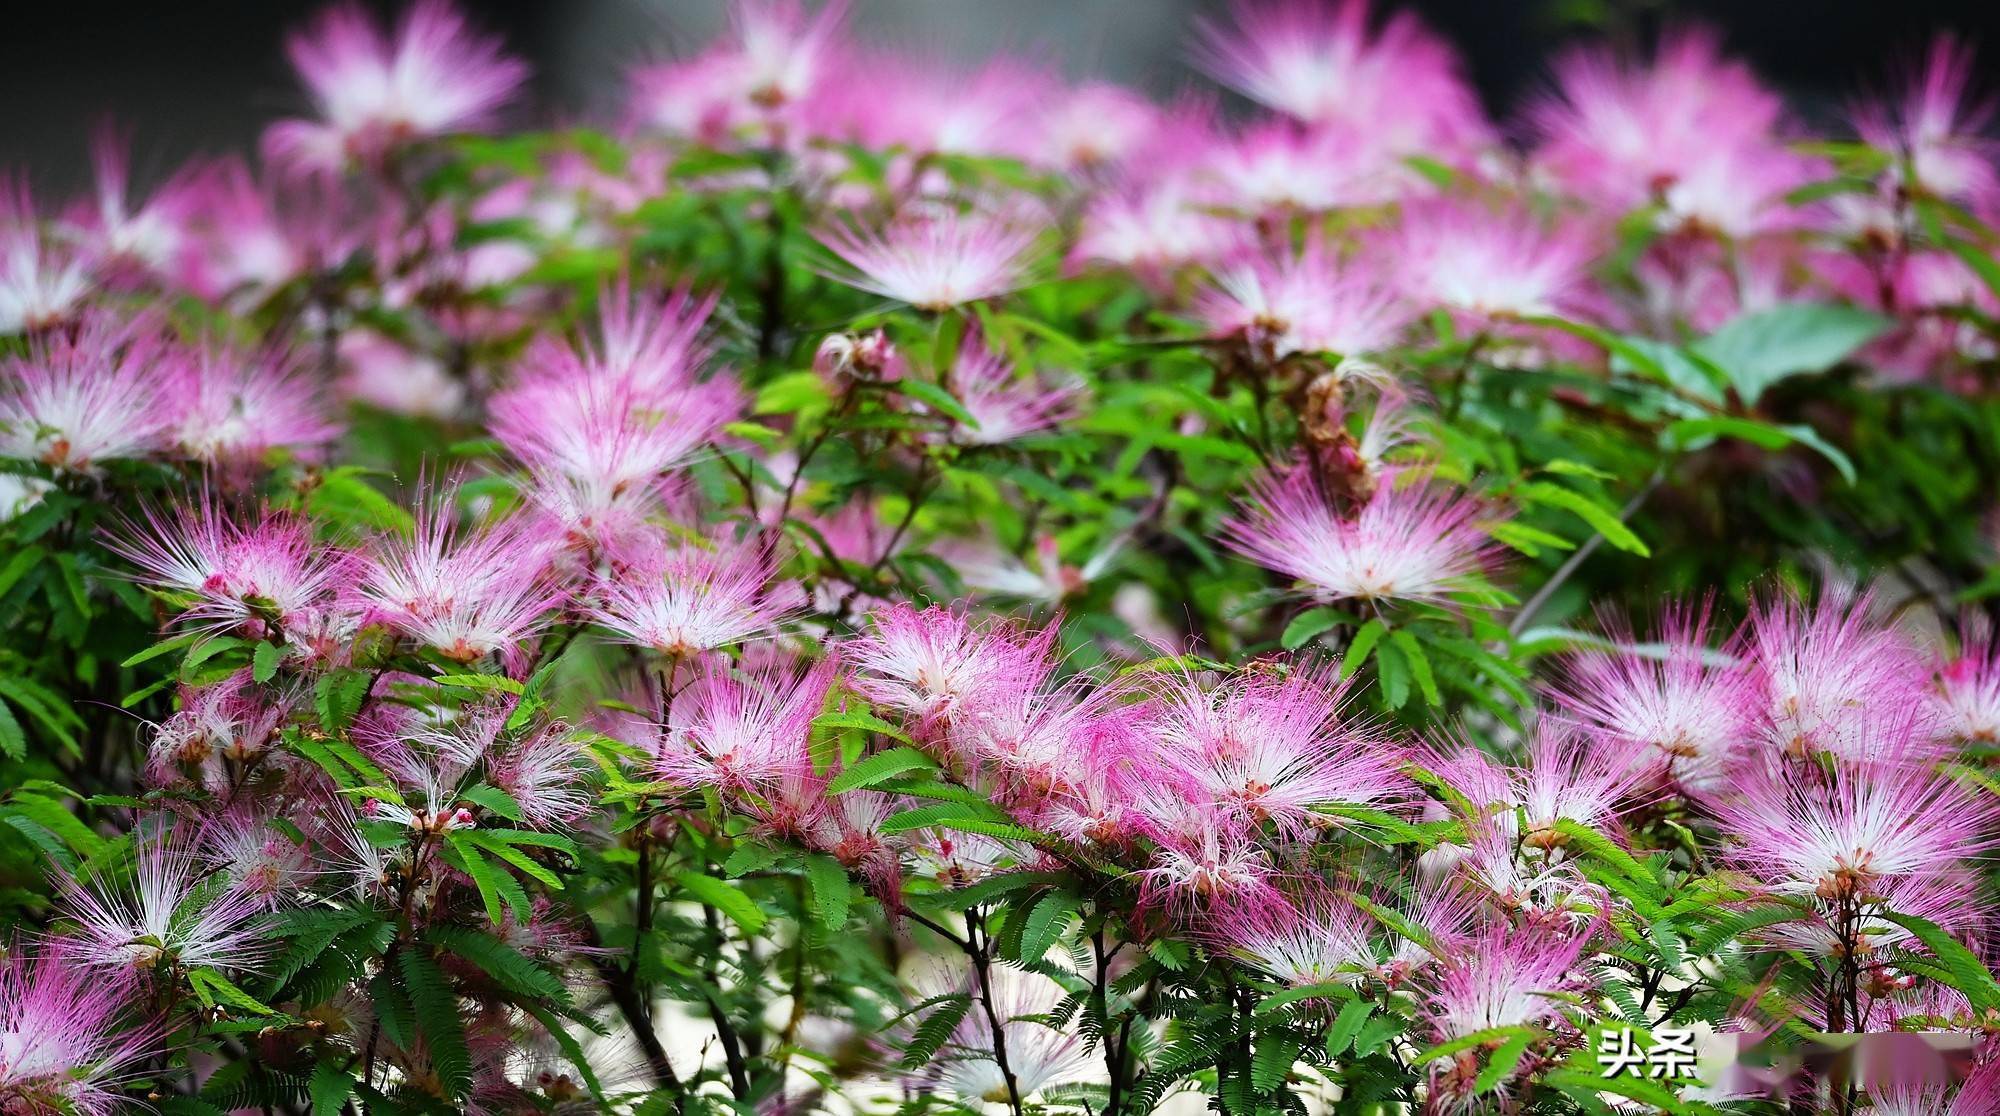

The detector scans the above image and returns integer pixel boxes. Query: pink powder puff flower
[1425,727,1651,843]
[845,55,1051,161]
[0,311,175,471]
[172,158,304,302]
[807,786,903,898]
[1508,725,1655,843]
[818,211,1039,311]
[1196,235,1409,360]
[1714,754,1999,899]
[265,0,527,175]
[1862,1048,2000,1116]
[201,810,316,907]
[0,944,164,1116]
[1937,620,2000,744]
[359,711,505,834]
[846,604,1056,728]
[943,673,1125,799]
[107,500,348,640]
[493,372,740,493]
[165,343,336,469]
[629,0,848,148]
[1212,885,1376,988]
[1131,793,1280,911]
[1652,141,1825,239]
[143,679,289,791]
[1528,29,1787,215]
[1038,82,1159,172]
[1194,0,1490,158]
[1747,588,1938,764]
[492,286,741,525]
[1210,119,1394,215]
[1071,180,1238,284]
[655,656,836,794]
[1552,602,1758,798]
[557,281,722,395]
[1028,723,1158,849]
[58,840,270,973]
[1863,250,2000,383]
[1148,665,1408,836]
[1418,920,1592,1042]
[1852,35,2000,212]
[1375,884,1482,978]
[68,130,201,279]
[355,497,561,668]
[336,329,466,420]
[1388,198,1599,322]
[1224,465,1499,604]
[630,52,754,147]
[488,722,595,828]
[939,333,1081,446]
[0,180,91,335]
[587,535,798,658]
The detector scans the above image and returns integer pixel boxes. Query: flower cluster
[2,1,1999,1114]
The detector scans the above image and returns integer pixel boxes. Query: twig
[1508,471,1664,638]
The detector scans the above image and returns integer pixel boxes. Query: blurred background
[7,0,2000,194]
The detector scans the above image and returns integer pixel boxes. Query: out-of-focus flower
[69,130,201,278]
[1195,0,1489,158]
[1038,82,1159,172]
[923,965,1096,1102]
[939,332,1080,445]
[838,55,1051,161]
[166,342,336,470]
[266,0,527,174]
[0,181,90,334]
[936,533,1117,606]
[629,0,848,147]
[337,330,466,420]
[1072,181,1238,284]
[1529,30,1786,216]
[1852,35,2000,213]
[1211,119,1395,215]
[173,158,306,301]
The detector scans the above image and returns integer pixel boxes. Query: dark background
[7,0,2000,195]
